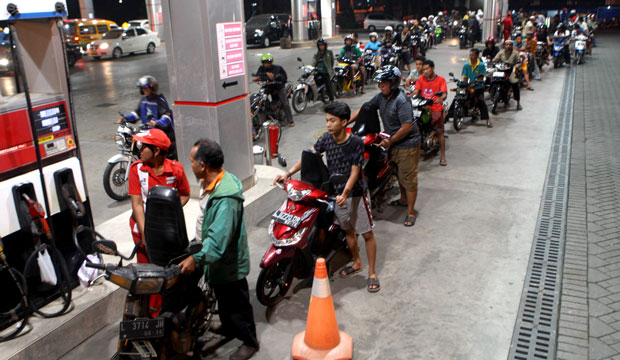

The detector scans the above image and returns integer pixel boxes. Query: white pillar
[145,0,164,34]
[78,0,94,19]
[482,0,506,42]
[291,0,308,41]
[320,0,335,38]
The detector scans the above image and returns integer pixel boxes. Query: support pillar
[145,0,164,34]
[482,0,507,42]
[320,0,335,38]
[78,0,94,19]
[161,0,254,189]
[291,0,308,41]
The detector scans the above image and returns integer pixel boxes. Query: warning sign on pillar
[216,21,246,80]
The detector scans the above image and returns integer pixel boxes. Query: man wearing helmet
[482,37,499,59]
[311,38,335,102]
[382,26,394,45]
[340,35,366,93]
[350,65,421,227]
[119,75,178,160]
[253,53,294,126]
[365,32,383,68]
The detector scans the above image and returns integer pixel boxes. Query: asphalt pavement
[63,36,572,359]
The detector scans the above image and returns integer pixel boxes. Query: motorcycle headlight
[255,29,264,36]
[134,277,165,295]
[457,88,466,95]
[271,226,308,247]
[286,183,311,201]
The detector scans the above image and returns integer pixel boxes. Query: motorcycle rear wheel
[292,88,307,113]
[103,161,130,201]
[256,258,294,307]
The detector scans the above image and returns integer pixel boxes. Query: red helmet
[485,36,496,44]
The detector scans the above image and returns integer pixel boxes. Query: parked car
[87,28,160,59]
[363,13,404,32]
[64,18,119,49]
[246,13,286,47]
[128,19,150,29]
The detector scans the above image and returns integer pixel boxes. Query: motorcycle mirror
[277,155,287,168]
[187,240,202,255]
[297,57,302,62]
[329,174,347,186]
[93,240,118,256]
[449,72,455,77]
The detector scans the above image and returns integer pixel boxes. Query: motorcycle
[535,41,548,70]
[78,186,216,360]
[291,57,330,113]
[409,93,443,153]
[552,36,569,68]
[447,72,483,132]
[103,117,141,201]
[435,24,444,44]
[489,62,514,114]
[574,34,587,65]
[332,56,363,97]
[350,103,396,212]
[249,79,293,141]
[256,150,348,306]
[362,49,378,85]
[458,25,470,49]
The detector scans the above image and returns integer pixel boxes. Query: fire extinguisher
[268,123,280,159]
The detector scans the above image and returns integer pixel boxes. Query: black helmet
[317,38,327,49]
[373,65,401,90]
[137,75,158,94]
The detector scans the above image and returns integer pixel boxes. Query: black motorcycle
[447,72,483,132]
[458,26,470,49]
[410,93,443,153]
[362,49,378,85]
[489,62,514,114]
[250,79,292,141]
[78,186,216,360]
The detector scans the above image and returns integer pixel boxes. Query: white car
[87,28,160,59]
[128,19,150,29]
[363,13,403,32]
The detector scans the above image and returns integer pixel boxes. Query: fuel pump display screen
[34,104,68,137]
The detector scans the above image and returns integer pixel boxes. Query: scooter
[103,117,142,201]
[332,56,363,97]
[553,36,569,68]
[362,49,378,85]
[79,186,216,360]
[249,79,293,141]
[458,25,470,49]
[256,150,348,307]
[291,57,330,113]
[490,62,514,114]
[447,72,483,131]
[574,34,587,65]
[410,93,443,153]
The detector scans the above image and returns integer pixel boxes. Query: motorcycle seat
[144,186,189,266]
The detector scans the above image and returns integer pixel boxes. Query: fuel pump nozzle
[21,193,52,241]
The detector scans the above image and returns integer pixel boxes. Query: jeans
[277,87,294,124]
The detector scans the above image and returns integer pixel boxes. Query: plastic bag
[37,249,58,286]
[78,254,101,288]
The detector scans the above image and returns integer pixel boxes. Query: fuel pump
[0,0,95,333]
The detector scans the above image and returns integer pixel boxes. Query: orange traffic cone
[291,258,353,360]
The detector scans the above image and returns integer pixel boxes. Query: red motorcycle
[256,150,347,306]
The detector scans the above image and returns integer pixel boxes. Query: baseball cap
[133,129,170,151]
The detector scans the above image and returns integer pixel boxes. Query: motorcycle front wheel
[103,160,130,201]
[453,106,465,132]
[333,78,343,98]
[292,88,307,113]
[256,258,294,306]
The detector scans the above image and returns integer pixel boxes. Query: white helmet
[369,32,378,39]
[429,15,435,20]
[385,26,393,32]
[438,11,443,17]
[421,17,427,22]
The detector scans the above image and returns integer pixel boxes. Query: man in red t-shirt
[414,59,448,166]
[502,12,513,41]
[128,129,191,263]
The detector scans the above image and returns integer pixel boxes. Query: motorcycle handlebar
[85,262,106,270]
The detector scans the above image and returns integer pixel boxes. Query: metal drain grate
[508,66,576,360]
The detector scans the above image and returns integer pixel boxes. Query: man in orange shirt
[413,60,448,166]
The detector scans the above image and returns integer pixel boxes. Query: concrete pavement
[59,37,570,359]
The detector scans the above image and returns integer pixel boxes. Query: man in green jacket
[179,138,258,360]
[311,38,335,102]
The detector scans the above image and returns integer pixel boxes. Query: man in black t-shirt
[253,53,294,126]
[274,102,380,292]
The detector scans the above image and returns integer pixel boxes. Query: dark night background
[66,0,608,25]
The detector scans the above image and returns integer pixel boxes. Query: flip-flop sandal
[404,215,416,227]
[440,159,447,166]
[527,87,534,91]
[389,199,408,207]
[367,277,381,293]
[289,122,296,127]
[486,121,493,128]
[339,265,362,278]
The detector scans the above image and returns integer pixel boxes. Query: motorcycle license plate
[493,71,505,77]
[120,318,165,340]
[272,210,302,228]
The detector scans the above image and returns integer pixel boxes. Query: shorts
[431,111,445,133]
[334,193,373,234]
[389,146,420,192]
